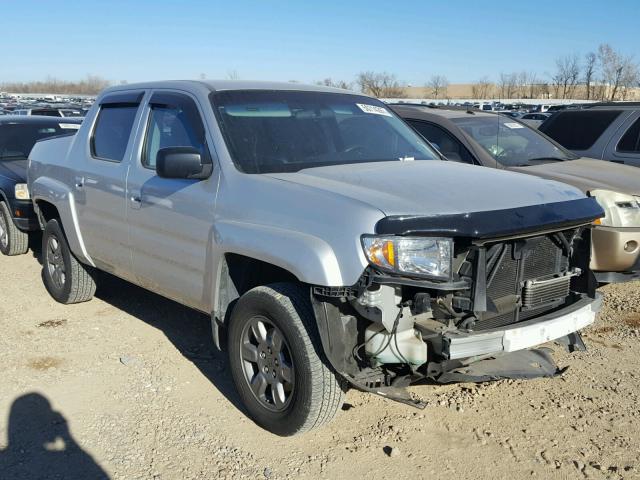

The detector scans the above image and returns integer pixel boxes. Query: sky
[3,0,640,85]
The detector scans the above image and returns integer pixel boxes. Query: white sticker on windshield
[356,103,392,117]
[504,122,524,129]
[59,123,81,130]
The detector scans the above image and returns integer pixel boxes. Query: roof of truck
[100,80,358,96]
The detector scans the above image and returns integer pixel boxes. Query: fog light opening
[624,240,638,253]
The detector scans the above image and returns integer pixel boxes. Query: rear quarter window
[617,117,640,153]
[539,110,622,150]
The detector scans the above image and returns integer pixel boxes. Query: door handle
[130,195,142,210]
[74,176,84,190]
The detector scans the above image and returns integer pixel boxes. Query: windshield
[451,115,577,166]
[212,90,439,173]
[0,122,80,160]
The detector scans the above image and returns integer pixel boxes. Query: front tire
[42,219,96,304]
[228,283,344,436]
[0,201,28,256]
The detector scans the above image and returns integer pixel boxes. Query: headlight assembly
[590,189,640,228]
[361,235,453,280]
[14,183,30,200]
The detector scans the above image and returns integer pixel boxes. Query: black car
[0,116,82,255]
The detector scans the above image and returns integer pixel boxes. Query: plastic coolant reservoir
[364,324,428,366]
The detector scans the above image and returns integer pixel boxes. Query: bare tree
[552,54,580,99]
[619,62,640,100]
[471,76,493,99]
[0,75,111,95]
[226,70,240,80]
[356,71,406,98]
[539,82,551,99]
[598,43,639,101]
[426,75,449,99]
[316,78,353,90]
[498,73,518,98]
[583,52,597,100]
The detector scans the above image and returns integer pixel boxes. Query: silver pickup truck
[28,81,604,436]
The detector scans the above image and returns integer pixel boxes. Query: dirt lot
[1,240,639,480]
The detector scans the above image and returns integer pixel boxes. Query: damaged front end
[312,198,604,407]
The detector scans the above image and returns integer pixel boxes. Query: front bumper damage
[313,292,601,409]
[312,198,604,408]
[444,295,600,360]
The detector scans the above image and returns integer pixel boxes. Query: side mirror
[156,147,212,180]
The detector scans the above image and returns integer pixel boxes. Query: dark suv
[539,103,640,168]
[0,115,82,255]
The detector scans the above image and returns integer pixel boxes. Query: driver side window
[409,120,475,163]
[143,93,209,169]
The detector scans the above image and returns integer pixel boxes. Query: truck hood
[0,158,27,183]
[509,158,640,196]
[267,160,585,216]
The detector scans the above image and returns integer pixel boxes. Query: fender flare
[31,177,95,266]
[209,220,363,349]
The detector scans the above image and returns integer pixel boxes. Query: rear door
[74,91,145,278]
[126,90,219,312]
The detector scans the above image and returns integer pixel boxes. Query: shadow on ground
[29,237,242,412]
[94,271,243,411]
[0,393,109,479]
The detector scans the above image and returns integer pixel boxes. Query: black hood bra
[375,197,604,239]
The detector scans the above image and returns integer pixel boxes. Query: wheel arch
[31,177,94,267]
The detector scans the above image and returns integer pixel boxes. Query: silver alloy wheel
[0,212,7,249]
[240,315,295,412]
[46,235,66,290]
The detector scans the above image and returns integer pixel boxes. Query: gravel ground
[1,243,639,480]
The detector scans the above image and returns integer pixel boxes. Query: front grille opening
[465,229,578,331]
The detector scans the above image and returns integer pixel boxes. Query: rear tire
[0,201,28,256]
[228,282,344,436]
[42,219,96,304]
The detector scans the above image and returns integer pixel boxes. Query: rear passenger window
[617,118,640,153]
[143,93,208,169]
[539,110,622,150]
[91,105,139,161]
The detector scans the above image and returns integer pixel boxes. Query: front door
[126,91,219,312]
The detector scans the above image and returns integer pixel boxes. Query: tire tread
[266,283,345,433]
[229,282,345,435]
[43,219,96,304]
[0,202,29,256]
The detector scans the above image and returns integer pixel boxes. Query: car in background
[11,108,63,117]
[0,116,82,255]
[391,104,640,283]
[520,112,551,128]
[59,108,84,117]
[500,111,523,118]
[530,104,558,113]
[539,103,640,168]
